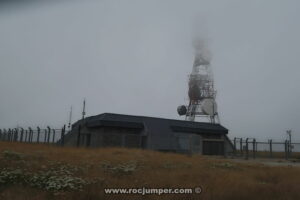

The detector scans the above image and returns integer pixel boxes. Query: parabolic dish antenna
[201,99,217,116]
[177,105,187,116]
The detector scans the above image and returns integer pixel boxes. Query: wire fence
[231,137,300,160]
[1,128,300,160]
[0,125,66,146]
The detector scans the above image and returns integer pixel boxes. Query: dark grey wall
[65,116,233,155]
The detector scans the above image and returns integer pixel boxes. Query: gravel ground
[227,157,300,167]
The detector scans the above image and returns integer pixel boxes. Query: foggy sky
[1,0,300,141]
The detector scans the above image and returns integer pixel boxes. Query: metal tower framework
[178,42,220,123]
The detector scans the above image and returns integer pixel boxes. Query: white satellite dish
[201,99,217,116]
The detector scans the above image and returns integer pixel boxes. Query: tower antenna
[68,106,73,130]
[82,99,86,120]
[177,39,219,123]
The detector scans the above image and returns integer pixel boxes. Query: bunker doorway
[203,141,224,155]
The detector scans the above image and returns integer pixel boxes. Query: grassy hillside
[0,142,299,200]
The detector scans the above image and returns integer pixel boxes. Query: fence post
[13,128,16,141]
[245,138,249,160]
[28,127,33,143]
[253,139,256,159]
[52,129,55,144]
[269,139,272,158]
[31,129,34,143]
[25,130,28,142]
[233,137,236,156]
[12,129,15,141]
[47,126,51,144]
[4,129,7,141]
[288,140,292,158]
[8,129,11,141]
[11,129,14,141]
[284,140,286,160]
[44,129,47,143]
[7,129,10,141]
[27,128,30,142]
[61,125,65,146]
[0,129,2,141]
[284,140,288,160]
[32,128,34,143]
[20,128,24,142]
[36,127,40,143]
[11,129,14,142]
[13,129,16,141]
[28,127,30,142]
[77,125,81,147]
[15,129,17,141]
[16,129,19,142]
[14,128,18,142]
[3,129,7,141]
[240,138,243,156]
[30,129,33,142]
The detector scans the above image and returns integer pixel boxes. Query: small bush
[28,171,88,191]
[162,161,192,169]
[2,150,24,160]
[101,160,137,175]
[0,166,93,192]
[27,165,90,191]
[211,162,236,169]
[0,169,24,184]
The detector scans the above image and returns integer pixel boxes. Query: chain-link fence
[0,125,67,146]
[231,137,300,160]
[1,129,300,160]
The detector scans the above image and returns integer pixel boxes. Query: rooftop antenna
[68,106,73,130]
[82,99,86,120]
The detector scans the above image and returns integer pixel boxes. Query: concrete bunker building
[65,113,233,155]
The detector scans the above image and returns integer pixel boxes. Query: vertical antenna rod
[68,106,73,130]
[82,99,86,120]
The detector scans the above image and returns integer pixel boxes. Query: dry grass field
[0,142,300,200]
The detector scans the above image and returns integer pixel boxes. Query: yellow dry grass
[0,141,300,200]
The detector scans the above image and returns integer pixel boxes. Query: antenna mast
[82,99,86,120]
[68,106,73,130]
[177,39,219,123]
